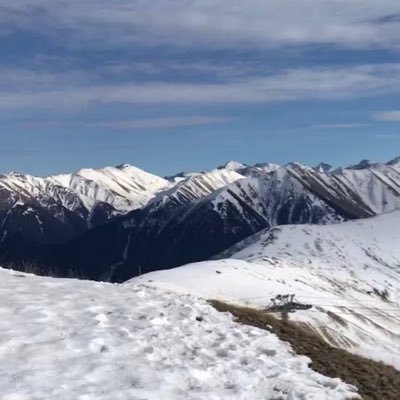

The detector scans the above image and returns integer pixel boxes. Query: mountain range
[0,164,171,247]
[1,156,400,281]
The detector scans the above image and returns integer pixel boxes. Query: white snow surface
[0,268,358,400]
[0,172,86,214]
[132,211,400,369]
[50,164,172,212]
[153,168,244,206]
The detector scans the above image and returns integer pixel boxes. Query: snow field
[0,268,357,400]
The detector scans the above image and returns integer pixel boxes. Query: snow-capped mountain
[153,168,244,208]
[0,164,172,247]
[0,173,89,246]
[219,160,247,171]
[49,164,172,212]
[286,160,400,217]
[0,172,88,216]
[132,210,400,369]
[0,267,358,399]
[218,160,281,177]
[313,162,333,173]
[3,156,400,281]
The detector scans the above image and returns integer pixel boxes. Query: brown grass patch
[210,300,400,400]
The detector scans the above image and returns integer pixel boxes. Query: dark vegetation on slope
[211,300,400,400]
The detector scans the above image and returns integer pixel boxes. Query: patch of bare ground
[210,300,400,400]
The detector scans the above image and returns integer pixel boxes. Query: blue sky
[1,1,400,176]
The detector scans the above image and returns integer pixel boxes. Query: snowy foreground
[0,268,358,400]
[133,211,400,369]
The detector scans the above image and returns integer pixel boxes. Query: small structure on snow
[266,294,312,317]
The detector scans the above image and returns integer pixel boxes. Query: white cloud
[1,1,400,50]
[372,110,400,121]
[314,123,369,129]
[0,64,399,109]
[85,116,233,129]
[374,133,398,139]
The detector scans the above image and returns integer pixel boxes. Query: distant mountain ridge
[0,164,172,247]
[2,155,400,282]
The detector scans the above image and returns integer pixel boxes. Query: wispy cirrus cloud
[372,110,400,121]
[1,1,400,50]
[82,115,233,130]
[1,1,400,119]
[374,133,398,139]
[84,116,233,129]
[18,116,234,130]
[313,123,369,129]
[1,63,400,110]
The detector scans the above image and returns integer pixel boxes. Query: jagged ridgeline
[1,157,400,281]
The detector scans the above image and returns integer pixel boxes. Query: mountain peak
[347,159,378,170]
[8,171,25,177]
[253,162,278,168]
[285,161,309,170]
[313,162,333,173]
[387,156,400,166]
[116,163,133,170]
[219,161,246,171]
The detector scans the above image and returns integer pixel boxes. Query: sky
[1,1,400,177]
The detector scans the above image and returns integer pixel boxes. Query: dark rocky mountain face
[0,204,88,263]
[0,196,88,249]
[2,158,400,282]
[0,174,89,250]
[88,202,124,228]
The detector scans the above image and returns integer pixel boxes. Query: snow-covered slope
[153,168,244,207]
[132,211,400,369]
[0,268,357,400]
[0,172,87,217]
[50,164,172,212]
[286,160,400,217]
[208,168,343,226]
